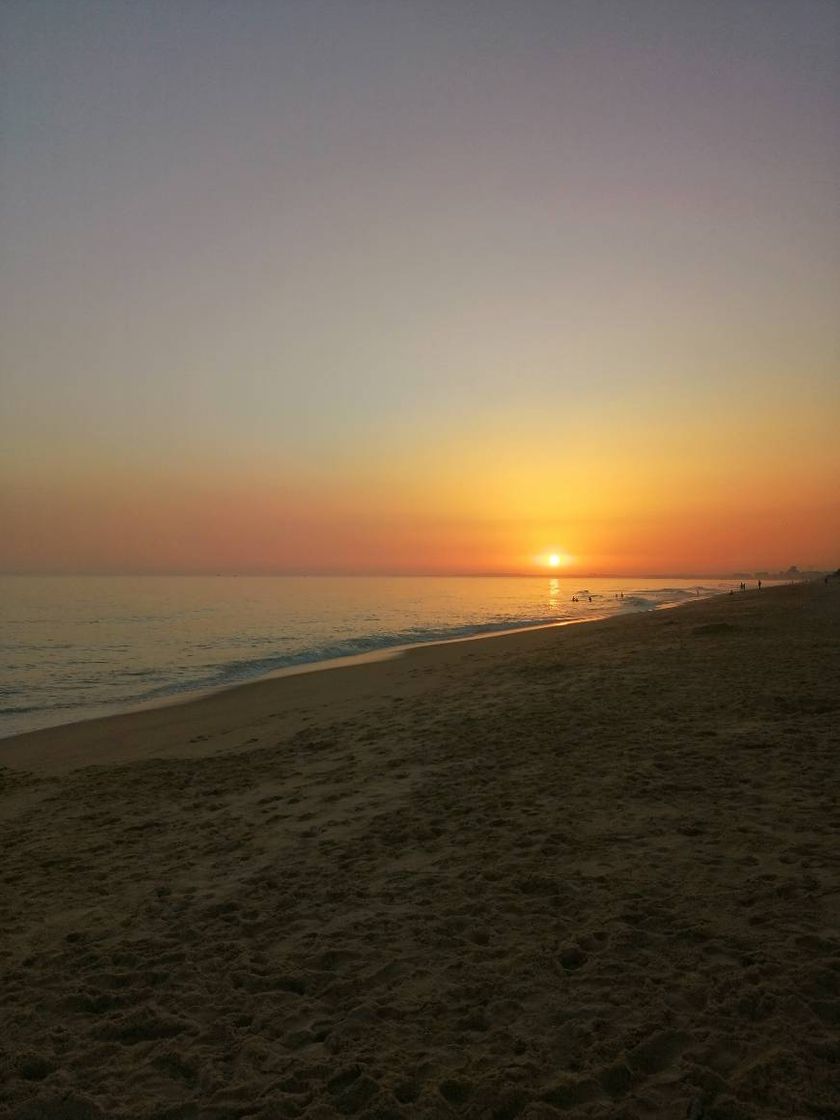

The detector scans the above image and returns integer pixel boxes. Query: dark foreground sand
[1,582,838,1120]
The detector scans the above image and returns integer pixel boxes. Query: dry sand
[1,581,838,1120]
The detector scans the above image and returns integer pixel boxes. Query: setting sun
[541,552,571,569]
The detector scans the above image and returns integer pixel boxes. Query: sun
[541,551,571,569]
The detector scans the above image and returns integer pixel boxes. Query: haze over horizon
[2,1,838,577]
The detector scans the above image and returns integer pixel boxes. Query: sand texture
[1,581,839,1120]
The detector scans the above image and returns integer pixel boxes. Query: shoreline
[0,585,737,760]
[0,614,609,749]
[2,578,837,1118]
[0,589,730,774]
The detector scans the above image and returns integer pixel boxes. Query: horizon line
[0,568,819,580]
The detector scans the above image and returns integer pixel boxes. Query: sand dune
[1,581,838,1119]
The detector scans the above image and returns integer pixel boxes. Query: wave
[128,585,714,704]
[129,613,578,703]
[1,582,730,734]
[1,614,572,719]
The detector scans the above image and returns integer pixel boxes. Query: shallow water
[0,574,745,737]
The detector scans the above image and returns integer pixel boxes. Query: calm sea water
[0,575,742,739]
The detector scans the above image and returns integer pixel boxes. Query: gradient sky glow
[2,0,838,574]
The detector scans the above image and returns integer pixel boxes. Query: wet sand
[1,580,838,1119]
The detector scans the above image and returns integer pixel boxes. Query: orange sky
[2,2,839,576]
[3,393,838,575]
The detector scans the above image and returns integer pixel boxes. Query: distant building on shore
[730,565,830,581]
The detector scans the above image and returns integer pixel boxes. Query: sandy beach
[1,580,838,1120]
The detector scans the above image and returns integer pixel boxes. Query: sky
[1,0,838,576]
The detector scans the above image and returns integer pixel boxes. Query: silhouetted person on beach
[758,580,762,590]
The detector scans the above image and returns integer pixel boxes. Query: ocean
[0,574,745,739]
